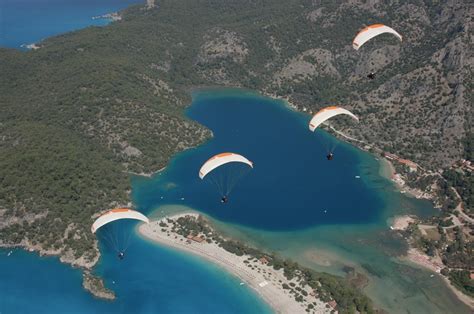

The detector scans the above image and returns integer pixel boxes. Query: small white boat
[239,282,245,286]
[389,226,394,230]
[355,176,360,179]
[323,210,327,213]
[180,197,185,200]
[7,250,13,257]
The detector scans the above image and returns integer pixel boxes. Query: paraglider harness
[367,72,376,80]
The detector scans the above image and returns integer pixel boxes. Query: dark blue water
[132,90,385,230]
[0,0,141,49]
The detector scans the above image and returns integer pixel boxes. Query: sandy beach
[405,248,443,273]
[139,213,331,314]
[390,215,416,230]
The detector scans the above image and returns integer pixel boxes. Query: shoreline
[91,12,122,22]
[0,238,114,300]
[139,213,331,313]
[263,91,301,113]
[391,217,474,309]
[0,241,99,269]
[401,248,474,309]
[127,165,167,178]
[20,43,41,50]
[378,156,438,203]
[389,215,416,230]
[263,90,439,208]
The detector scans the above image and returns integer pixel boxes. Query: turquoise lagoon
[132,89,471,314]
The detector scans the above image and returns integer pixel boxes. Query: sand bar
[139,213,331,314]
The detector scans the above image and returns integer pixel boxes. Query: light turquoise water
[0,244,272,314]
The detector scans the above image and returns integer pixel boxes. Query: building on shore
[192,235,205,243]
[384,152,418,172]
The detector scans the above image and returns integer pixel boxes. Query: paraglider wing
[199,152,253,179]
[353,24,402,50]
[309,106,359,132]
[91,208,149,233]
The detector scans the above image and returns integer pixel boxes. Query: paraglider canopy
[199,152,253,201]
[309,106,359,132]
[91,208,149,233]
[352,24,402,50]
[199,152,253,179]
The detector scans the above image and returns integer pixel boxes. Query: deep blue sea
[0,0,141,49]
